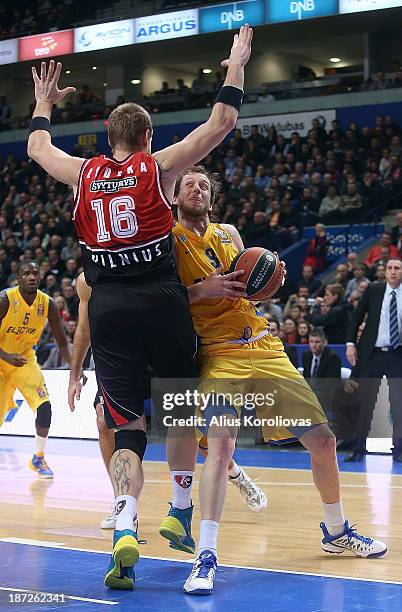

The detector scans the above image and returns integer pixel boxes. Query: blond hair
[108,103,152,151]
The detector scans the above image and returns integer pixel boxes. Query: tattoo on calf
[112,450,131,495]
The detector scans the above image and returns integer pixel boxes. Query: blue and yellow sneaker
[321,521,387,558]
[29,453,54,479]
[104,529,139,590]
[159,503,195,554]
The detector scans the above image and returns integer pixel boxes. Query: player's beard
[179,197,210,220]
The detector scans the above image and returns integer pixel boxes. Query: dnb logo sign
[267,0,338,23]
[200,0,265,33]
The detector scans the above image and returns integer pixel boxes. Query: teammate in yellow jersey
[161,166,386,596]
[68,272,266,530]
[0,262,71,477]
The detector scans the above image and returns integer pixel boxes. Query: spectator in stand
[334,263,350,289]
[282,317,298,346]
[248,125,266,149]
[374,262,386,283]
[383,155,401,186]
[257,84,274,103]
[309,284,349,344]
[258,298,283,323]
[345,264,370,300]
[176,79,189,96]
[346,251,359,275]
[302,328,342,420]
[364,232,399,268]
[0,96,11,130]
[297,321,311,344]
[297,264,322,297]
[391,211,402,257]
[268,319,298,368]
[304,223,330,273]
[62,284,79,320]
[319,185,342,222]
[340,182,363,219]
[54,295,70,323]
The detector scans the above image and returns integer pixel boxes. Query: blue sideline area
[2,436,402,475]
[0,542,401,612]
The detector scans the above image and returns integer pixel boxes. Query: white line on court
[145,458,402,478]
[1,539,401,587]
[144,478,402,489]
[0,586,117,606]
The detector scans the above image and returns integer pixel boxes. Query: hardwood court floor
[0,436,401,587]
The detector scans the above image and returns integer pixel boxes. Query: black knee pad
[114,429,147,462]
[35,401,52,428]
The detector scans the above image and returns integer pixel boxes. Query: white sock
[323,500,345,536]
[228,461,241,479]
[198,520,219,558]
[114,495,137,532]
[35,434,47,455]
[171,471,194,509]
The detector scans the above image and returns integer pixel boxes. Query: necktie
[389,290,399,349]
[311,356,319,377]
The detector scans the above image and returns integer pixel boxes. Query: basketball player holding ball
[164,165,386,596]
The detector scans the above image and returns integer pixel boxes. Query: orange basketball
[228,247,284,301]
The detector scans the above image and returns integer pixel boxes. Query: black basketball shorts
[88,281,198,429]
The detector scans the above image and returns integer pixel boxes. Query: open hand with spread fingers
[32,60,76,105]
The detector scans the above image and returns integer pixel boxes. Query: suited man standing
[346,259,402,462]
[302,329,341,418]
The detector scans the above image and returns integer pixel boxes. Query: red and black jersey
[73,152,177,286]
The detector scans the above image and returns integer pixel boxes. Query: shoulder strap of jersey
[72,157,95,221]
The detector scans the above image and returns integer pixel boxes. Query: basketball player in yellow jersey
[165,166,386,596]
[0,262,71,477]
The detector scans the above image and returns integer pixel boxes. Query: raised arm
[27,60,85,187]
[153,25,253,199]
[68,273,92,411]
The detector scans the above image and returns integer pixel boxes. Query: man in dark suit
[346,258,402,462]
[302,329,341,419]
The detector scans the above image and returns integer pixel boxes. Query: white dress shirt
[374,283,402,347]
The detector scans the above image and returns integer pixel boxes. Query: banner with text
[74,19,135,53]
[339,0,402,13]
[134,9,198,44]
[200,0,265,33]
[0,38,18,65]
[19,29,74,62]
[237,109,336,139]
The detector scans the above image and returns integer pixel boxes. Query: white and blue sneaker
[321,521,387,558]
[229,469,267,512]
[183,550,217,595]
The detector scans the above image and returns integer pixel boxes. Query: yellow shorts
[197,334,326,445]
[0,359,49,427]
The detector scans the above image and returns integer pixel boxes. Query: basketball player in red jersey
[28,25,253,591]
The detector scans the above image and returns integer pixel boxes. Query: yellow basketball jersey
[0,286,49,370]
[173,222,269,345]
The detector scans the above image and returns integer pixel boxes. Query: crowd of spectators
[201,115,402,252]
[0,113,401,365]
[0,1,109,41]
